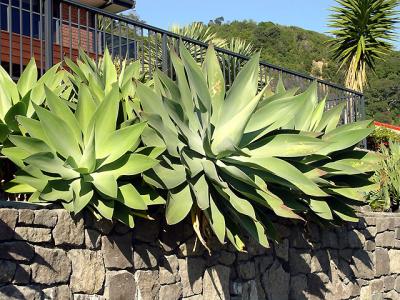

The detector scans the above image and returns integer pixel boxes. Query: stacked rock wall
[0,204,400,299]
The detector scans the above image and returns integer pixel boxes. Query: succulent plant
[0,59,64,143]
[137,43,378,250]
[2,60,164,226]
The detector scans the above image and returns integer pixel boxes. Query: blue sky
[134,0,400,49]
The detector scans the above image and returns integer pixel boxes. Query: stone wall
[0,203,400,300]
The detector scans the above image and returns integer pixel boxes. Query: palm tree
[328,0,399,92]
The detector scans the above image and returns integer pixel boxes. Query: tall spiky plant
[328,0,399,92]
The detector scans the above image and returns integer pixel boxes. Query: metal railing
[0,0,364,124]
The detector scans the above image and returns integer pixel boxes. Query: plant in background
[2,52,165,226]
[368,141,400,211]
[137,43,378,250]
[328,0,399,92]
[367,126,400,150]
[0,59,64,144]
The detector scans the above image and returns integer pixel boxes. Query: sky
[134,0,400,49]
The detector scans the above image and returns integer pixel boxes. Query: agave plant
[64,48,144,123]
[0,59,64,143]
[2,70,164,226]
[137,43,378,250]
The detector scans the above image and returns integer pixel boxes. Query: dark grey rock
[42,285,72,300]
[133,218,160,243]
[18,209,35,225]
[179,257,205,297]
[275,239,289,261]
[15,227,52,243]
[34,209,57,227]
[102,234,133,269]
[0,208,18,240]
[105,270,136,300]
[0,285,41,300]
[0,261,16,283]
[237,261,255,280]
[159,255,179,285]
[12,264,30,284]
[31,246,71,284]
[375,248,390,276]
[351,250,374,279]
[53,210,84,246]
[376,231,395,248]
[0,241,34,262]
[218,250,236,266]
[262,261,289,300]
[135,270,160,300]
[290,249,311,275]
[134,244,160,269]
[85,229,101,249]
[290,274,307,300]
[68,249,105,294]
[159,283,183,300]
[203,265,230,300]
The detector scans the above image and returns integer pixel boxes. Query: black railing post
[162,33,168,73]
[44,0,54,70]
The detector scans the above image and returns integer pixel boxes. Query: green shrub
[368,127,400,150]
[368,141,400,211]
[2,50,164,227]
[137,44,378,250]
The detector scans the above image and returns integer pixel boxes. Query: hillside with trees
[208,20,400,124]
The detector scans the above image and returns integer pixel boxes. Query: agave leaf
[117,183,148,210]
[98,122,147,165]
[8,135,52,155]
[102,48,118,94]
[309,199,333,220]
[206,194,226,243]
[135,185,166,206]
[212,85,267,155]
[92,198,114,220]
[34,104,81,161]
[329,200,358,222]
[218,52,260,124]
[191,174,210,210]
[79,128,96,174]
[71,179,94,214]
[166,184,193,225]
[0,65,19,107]
[229,156,328,197]
[75,84,97,137]
[16,116,47,141]
[143,160,186,189]
[5,182,36,193]
[65,58,87,83]
[93,84,120,152]
[24,152,79,180]
[91,172,118,198]
[4,102,27,132]
[31,63,63,105]
[45,86,82,145]
[202,45,225,125]
[98,153,159,178]
[179,42,212,116]
[315,102,346,133]
[0,124,10,143]
[113,203,135,228]
[17,58,38,98]
[247,134,328,158]
[319,128,374,155]
[169,49,198,131]
[293,82,318,131]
